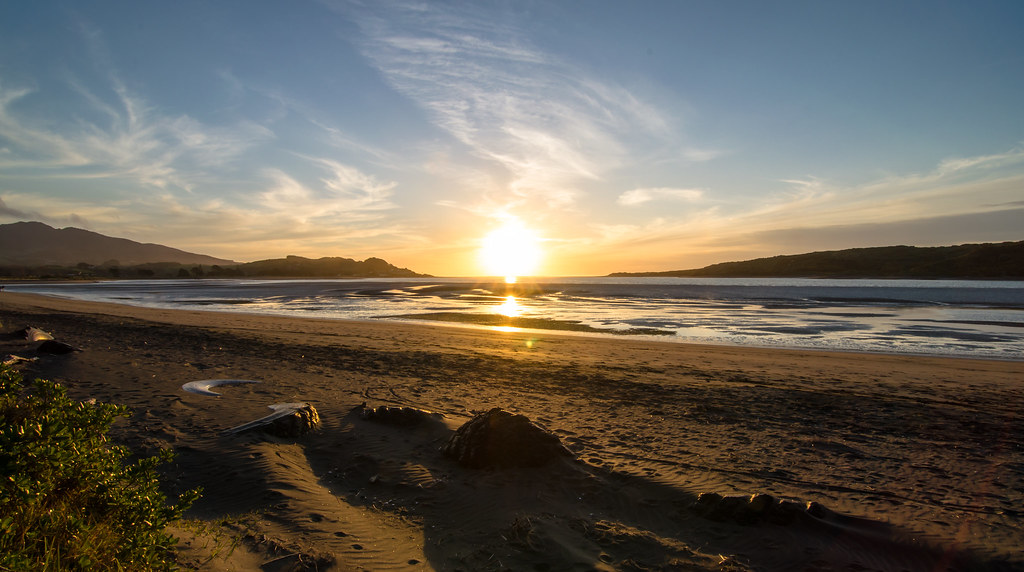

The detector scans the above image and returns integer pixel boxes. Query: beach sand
[1,291,1022,571]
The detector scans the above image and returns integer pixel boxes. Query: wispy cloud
[0,15,274,194]
[258,158,396,225]
[0,196,38,220]
[617,187,705,206]
[2,154,410,262]
[936,148,1024,176]
[0,78,271,191]
[0,19,414,263]
[336,1,676,209]
[761,148,1024,229]
[0,83,91,169]
[681,147,726,162]
[581,148,1024,271]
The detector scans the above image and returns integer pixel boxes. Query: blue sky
[1,1,1022,275]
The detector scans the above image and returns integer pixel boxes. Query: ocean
[7,277,1024,360]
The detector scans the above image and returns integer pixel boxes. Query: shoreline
[6,290,1023,363]
[2,291,1022,570]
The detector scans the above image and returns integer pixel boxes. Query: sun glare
[479,218,542,283]
[495,295,521,317]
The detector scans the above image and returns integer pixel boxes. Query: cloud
[0,84,91,169]
[747,208,1024,254]
[617,187,704,206]
[0,196,33,219]
[801,153,1022,226]
[0,190,132,230]
[1,149,408,262]
[258,159,396,225]
[0,78,271,192]
[575,147,1024,272]
[936,148,1024,176]
[681,147,726,162]
[758,149,1024,231]
[337,1,677,209]
[312,119,397,165]
[316,158,396,211]
[0,194,97,229]
[0,14,274,191]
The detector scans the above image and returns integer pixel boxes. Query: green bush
[0,364,200,570]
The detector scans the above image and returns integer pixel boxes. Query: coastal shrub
[0,364,200,570]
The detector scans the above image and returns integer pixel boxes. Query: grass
[0,363,200,571]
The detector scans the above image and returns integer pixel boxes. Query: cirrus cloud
[617,187,705,206]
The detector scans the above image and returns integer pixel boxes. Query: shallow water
[8,277,1024,359]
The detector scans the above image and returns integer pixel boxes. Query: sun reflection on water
[495,295,521,317]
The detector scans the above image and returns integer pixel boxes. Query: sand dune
[1,292,1021,571]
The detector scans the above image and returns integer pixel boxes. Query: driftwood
[358,403,445,426]
[181,379,260,396]
[2,355,38,367]
[221,402,320,437]
[11,326,80,353]
[20,327,54,342]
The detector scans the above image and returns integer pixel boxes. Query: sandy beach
[1,291,1021,571]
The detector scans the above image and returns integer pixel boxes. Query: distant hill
[0,221,428,279]
[239,255,427,278]
[0,221,235,266]
[609,241,1024,279]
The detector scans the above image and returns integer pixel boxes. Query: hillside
[609,241,1024,279]
[239,255,427,278]
[0,221,427,279]
[0,221,235,267]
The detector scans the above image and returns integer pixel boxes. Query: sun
[478,217,542,283]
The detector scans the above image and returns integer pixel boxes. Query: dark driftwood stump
[221,403,320,437]
[359,403,444,426]
[443,407,573,469]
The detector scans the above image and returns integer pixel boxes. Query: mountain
[0,221,235,267]
[238,255,427,278]
[0,221,428,279]
[609,241,1024,279]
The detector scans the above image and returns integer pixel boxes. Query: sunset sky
[1,1,1022,276]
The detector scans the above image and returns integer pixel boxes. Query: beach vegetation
[0,364,200,570]
[169,515,252,567]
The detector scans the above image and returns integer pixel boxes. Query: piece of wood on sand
[21,326,54,341]
[221,402,321,437]
[181,379,260,397]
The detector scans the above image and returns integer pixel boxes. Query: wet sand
[1,292,1022,571]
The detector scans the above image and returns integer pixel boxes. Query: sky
[1,1,1022,276]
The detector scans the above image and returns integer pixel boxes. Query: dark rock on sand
[443,407,574,469]
[359,403,444,426]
